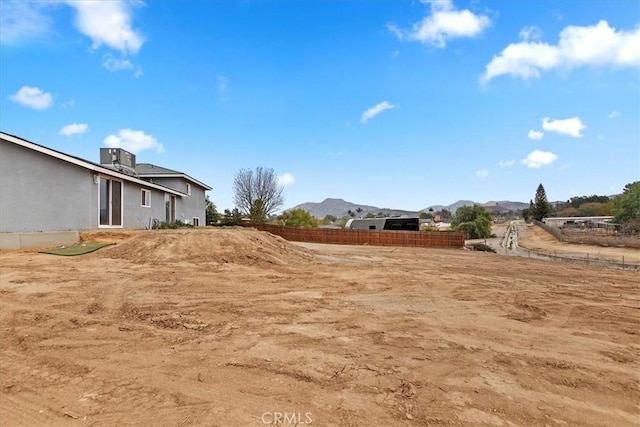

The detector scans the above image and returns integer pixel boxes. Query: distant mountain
[290,198,529,218]
[425,200,528,213]
[291,198,418,218]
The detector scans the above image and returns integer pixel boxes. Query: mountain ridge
[290,198,529,218]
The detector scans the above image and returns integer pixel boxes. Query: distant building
[345,217,419,231]
[543,216,614,228]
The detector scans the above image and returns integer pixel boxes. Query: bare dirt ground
[1,228,639,426]
[518,223,640,265]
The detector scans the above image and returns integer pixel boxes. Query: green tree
[355,207,363,217]
[451,205,492,239]
[612,181,640,224]
[419,211,433,220]
[278,209,318,227]
[322,214,337,224]
[222,208,243,225]
[205,195,219,224]
[364,213,375,218]
[533,184,553,221]
[249,198,267,223]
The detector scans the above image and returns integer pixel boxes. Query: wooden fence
[248,224,465,248]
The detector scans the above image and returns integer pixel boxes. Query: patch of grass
[40,242,115,256]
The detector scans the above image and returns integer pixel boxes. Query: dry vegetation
[1,228,639,426]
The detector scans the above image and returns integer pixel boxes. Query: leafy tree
[205,195,219,224]
[521,207,531,222]
[322,214,337,224]
[451,205,492,239]
[577,202,612,217]
[355,207,363,217]
[249,198,267,223]
[347,210,356,218]
[532,184,553,221]
[233,167,284,218]
[419,211,433,220]
[438,209,452,221]
[278,209,318,227]
[364,213,375,218]
[612,181,640,224]
[567,194,610,209]
[222,208,243,225]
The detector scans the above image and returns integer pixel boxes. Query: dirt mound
[95,227,315,266]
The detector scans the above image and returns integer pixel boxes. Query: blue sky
[1,0,639,212]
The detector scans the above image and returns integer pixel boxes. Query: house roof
[136,163,212,190]
[1,131,187,197]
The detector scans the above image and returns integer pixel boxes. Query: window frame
[141,189,151,208]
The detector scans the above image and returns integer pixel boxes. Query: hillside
[291,198,418,218]
[290,198,529,218]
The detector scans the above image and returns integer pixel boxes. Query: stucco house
[0,131,212,248]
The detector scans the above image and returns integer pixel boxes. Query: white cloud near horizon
[608,110,621,119]
[278,173,296,187]
[103,129,165,154]
[59,123,88,136]
[10,86,53,110]
[361,101,396,123]
[388,0,491,48]
[475,169,489,178]
[542,116,586,138]
[481,20,640,83]
[521,150,558,168]
[498,160,515,167]
[528,130,544,140]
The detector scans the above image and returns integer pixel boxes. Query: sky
[1,0,639,212]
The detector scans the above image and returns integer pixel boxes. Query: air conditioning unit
[99,148,137,176]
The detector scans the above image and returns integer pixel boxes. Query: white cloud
[388,0,491,48]
[542,116,586,138]
[608,110,620,119]
[521,150,558,168]
[519,25,542,42]
[102,54,134,72]
[59,123,88,137]
[103,129,165,154]
[62,99,76,108]
[475,169,489,178]
[481,20,640,83]
[0,1,53,45]
[10,86,53,110]
[528,130,544,140]
[277,173,295,187]
[498,160,515,167]
[361,101,396,123]
[66,0,144,55]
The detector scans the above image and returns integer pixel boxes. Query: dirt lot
[518,223,640,265]
[1,228,639,426]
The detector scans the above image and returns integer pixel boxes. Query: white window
[193,217,200,227]
[141,189,151,207]
[186,183,192,196]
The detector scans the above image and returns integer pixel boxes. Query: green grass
[40,242,115,256]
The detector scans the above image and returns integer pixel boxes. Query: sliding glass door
[99,177,123,227]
